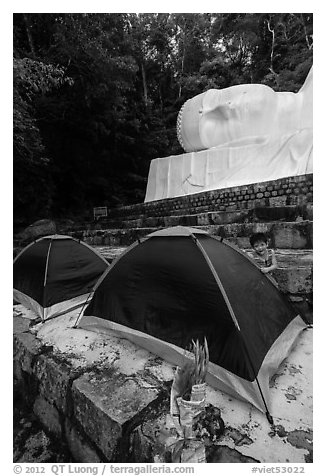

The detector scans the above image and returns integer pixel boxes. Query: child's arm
[261,250,278,274]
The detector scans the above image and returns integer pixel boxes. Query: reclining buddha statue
[145,66,312,202]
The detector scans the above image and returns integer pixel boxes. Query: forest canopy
[13,13,313,226]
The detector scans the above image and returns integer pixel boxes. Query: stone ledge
[13,311,173,463]
[72,220,312,250]
[71,370,161,461]
[88,204,313,231]
[34,354,77,415]
[14,332,46,375]
[13,307,313,463]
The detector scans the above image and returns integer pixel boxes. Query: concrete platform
[13,303,313,463]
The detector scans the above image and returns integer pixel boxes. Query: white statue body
[145,67,312,202]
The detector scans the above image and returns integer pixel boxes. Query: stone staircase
[61,173,313,322]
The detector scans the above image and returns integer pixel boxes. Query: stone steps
[69,220,313,250]
[77,204,313,231]
[101,174,313,221]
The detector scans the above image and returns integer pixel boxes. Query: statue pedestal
[144,129,312,203]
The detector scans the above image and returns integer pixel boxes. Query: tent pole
[72,239,145,329]
[42,238,53,323]
[239,336,274,425]
[192,234,274,424]
[72,291,94,328]
[191,235,241,331]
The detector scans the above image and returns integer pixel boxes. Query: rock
[13,332,44,376]
[17,219,57,244]
[33,396,62,439]
[14,393,71,463]
[71,370,160,461]
[206,445,260,463]
[34,354,75,414]
[64,419,102,463]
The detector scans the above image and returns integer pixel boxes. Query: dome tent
[14,235,108,321]
[76,226,306,419]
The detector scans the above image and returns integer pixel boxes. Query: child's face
[253,240,268,255]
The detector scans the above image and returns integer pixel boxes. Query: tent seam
[196,234,273,417]
[73,238,147,328]
[191,234,241,331]
[42,237,53,322]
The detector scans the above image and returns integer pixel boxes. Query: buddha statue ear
[177,92,207,153]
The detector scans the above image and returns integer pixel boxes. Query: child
[249,232,278,275]
[250,232,312,325]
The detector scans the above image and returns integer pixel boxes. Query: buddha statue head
[177,67,312,153]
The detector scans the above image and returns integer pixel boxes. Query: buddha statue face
[177,68,312,153]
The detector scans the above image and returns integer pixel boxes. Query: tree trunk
[23,14,35,57]
[141,62,148,107]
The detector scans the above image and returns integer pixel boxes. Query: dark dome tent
[14,235,108,321]
[75,226,307,418]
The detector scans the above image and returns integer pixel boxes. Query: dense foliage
[13,13,313,226]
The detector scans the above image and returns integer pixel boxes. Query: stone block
[13,332,44,375]
[235,237,250,249]
[72,370,160,461]
[296,195,308,206]
[163,216,178,227]
[13,315,33,335]
[182,215,199,226]
[269,196,287,207]
[252,223,270,234]
[128,401,168,462]
[197,214,209,225]
[64,419,102,463]
[305,204,313,221]
[34,354,74,415]
[225,204,237,212]
[273,222,312,249]
[125,219,143,228]
[274,267,313,294]
[33,395,62,438]
[13,359,24,387]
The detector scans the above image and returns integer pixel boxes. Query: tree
[13,56,72,224]
[13,13,313,225]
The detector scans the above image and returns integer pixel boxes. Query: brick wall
[106,174,313,220]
